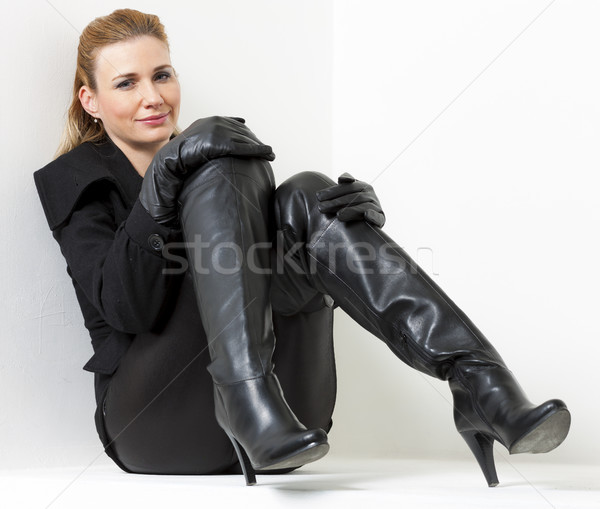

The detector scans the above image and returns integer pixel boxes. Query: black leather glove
[316,172,385,228]
[140,116,275,224]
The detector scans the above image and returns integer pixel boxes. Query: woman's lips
[137,112,169,125]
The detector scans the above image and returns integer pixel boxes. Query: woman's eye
[155,71,171,81]
[116,80,134,89]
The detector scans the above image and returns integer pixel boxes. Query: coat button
[148,234,164,251]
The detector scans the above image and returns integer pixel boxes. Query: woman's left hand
[316,173,385,228]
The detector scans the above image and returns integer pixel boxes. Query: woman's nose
[139,81,164,108]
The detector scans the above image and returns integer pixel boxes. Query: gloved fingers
[191,138,275,163]
[364,208,386,228]
[337,203,386,228]
[316,180,374,201]
[229,142,276,161]
[182,117,259,146]
[180,117,275,163]
[336,201,384,218]
[212,119,274,157]
[317,191,380,213]
[337,172,356,184]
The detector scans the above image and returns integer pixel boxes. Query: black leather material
[177,156,328,471]
[316,172,385,227]
[100,269,336,474]
[140,117,275,224]
[272,170,570,473]
[102,269,239,475]
[449,367,569,450]
[274,171,506,378]
[35,137,337,475]
[178,156,278,384]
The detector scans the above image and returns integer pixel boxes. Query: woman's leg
[102,279,336,477]
[102,271,238,475]
[272,170,571,487]
[224,304,337,477]
[268,187,338,434]
[271,303,336,434]
[177,156,329,484]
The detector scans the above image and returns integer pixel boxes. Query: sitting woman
[34,8,570,486]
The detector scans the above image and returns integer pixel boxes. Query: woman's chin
[136,130,175,148]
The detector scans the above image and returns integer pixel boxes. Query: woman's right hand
[140,116,275,224]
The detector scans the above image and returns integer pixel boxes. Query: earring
[94,118,98,123]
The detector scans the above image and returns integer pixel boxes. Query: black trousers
[102,171,338,475]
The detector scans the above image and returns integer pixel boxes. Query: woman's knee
[180,156,275,203]
[275,171,334,201]
[273,171,335,225]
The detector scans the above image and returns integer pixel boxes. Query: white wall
[330,0,600,466]
[1,0,598,472]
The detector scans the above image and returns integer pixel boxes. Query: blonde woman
[34,9,570,486]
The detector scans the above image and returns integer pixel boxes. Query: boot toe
[509,400,571,454]
[256,435,329,471]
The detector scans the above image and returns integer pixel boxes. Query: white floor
[1,455,598,509]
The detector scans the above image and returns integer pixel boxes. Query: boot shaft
[273,171,506,380]
[178,157,277,384]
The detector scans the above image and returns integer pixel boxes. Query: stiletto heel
[460,431,499,487]
[227,434,257,486]
[179,158,329,487]
[451,370,570,486]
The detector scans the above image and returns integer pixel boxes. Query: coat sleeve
[52,181,185,334]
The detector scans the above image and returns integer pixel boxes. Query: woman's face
[80,35,180,154]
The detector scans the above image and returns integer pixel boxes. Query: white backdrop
[330,0,600,467]
[1,0,598,471]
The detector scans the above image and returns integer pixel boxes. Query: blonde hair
[56,9,176,157]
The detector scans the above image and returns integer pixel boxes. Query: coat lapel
[33,139,140,230]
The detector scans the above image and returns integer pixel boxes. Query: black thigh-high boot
[177,158,329,485]
[272,171,571,487]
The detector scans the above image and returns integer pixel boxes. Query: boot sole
[255,442,330,471]
[509,408,571,454]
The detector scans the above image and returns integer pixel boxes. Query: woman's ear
[79,86,98,118]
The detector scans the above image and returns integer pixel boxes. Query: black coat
[33,138,335,468]
[34,139,185,395]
